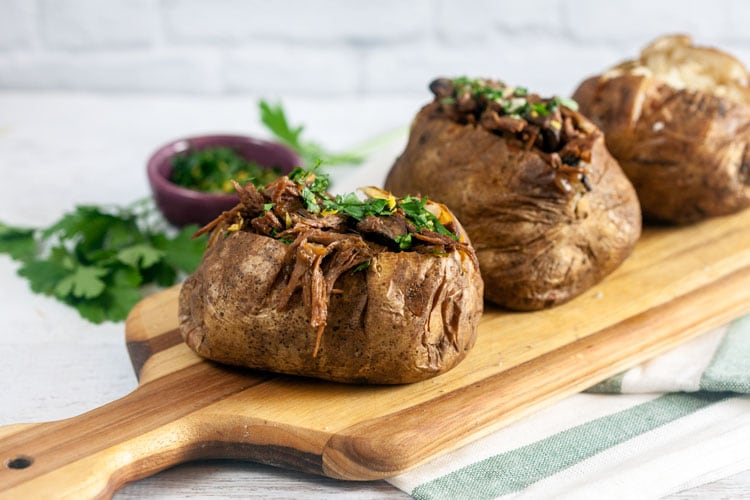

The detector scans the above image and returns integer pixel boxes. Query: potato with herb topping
[178,168,483,384]
[385,77,641,310]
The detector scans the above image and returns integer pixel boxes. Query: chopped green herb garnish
[300,187,321,213]
[430,77,593,194]
[446,76,578,120]
[395,234,412,250]
[397,195,453,236]
[322,194,391,221]
[288,164,330,191]
[550,96,579,111]
[171,146,281,194]
[283,168,458,247]
[352,260,371,272]
[531,102,550,116]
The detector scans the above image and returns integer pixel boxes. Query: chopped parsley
[171,146,281,194]
[449,76,579,119]
[395,233,412,250]
[352,260,371,272]
[286,167,457,249]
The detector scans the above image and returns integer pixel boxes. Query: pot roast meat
[354,214,409,246]
[274,228,374,355]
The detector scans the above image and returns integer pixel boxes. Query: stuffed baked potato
[385,77,641,310]
[178,168,483,384]
[573,35,750,224]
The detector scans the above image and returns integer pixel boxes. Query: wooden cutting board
[2,209,750,499]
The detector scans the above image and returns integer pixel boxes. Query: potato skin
[178,227,483,384]
[385,102,641,310]
[574,74,750,224]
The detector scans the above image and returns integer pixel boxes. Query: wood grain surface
[2,208,750,499]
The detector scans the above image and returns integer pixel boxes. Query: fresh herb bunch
[448,76,579,119]
[287,167,456,250]
[0,100,384,325]
[0,199,206,324]
[170,146,281,194]
[259,101,366,168]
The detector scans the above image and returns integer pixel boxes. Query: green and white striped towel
[387,314,750,499]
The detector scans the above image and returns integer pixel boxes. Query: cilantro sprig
[0,200,206,324]
[259,101,366,169]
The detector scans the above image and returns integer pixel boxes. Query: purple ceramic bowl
[147,134,301,227]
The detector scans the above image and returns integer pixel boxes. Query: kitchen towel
[387,314,750,499]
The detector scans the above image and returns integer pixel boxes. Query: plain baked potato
[178,169,483,384]
[573,35,750,224]
[385,77,641,310]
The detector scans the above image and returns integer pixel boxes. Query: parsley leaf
[259,100,305,150]
[0,223,36,261]
[352,260,371,272]
[0,200,207,324]
[71,285,144,324]
[54,265,108,299]
[117,244,164,270]
[111,266,143,288]
[322,194,390,221]
[300,187,321,213]
[17,258,71,295]
[395,234,412,250]
[398,195,455,237]
[153,225,205,274]
[99,286,144,321]
[259,100,365,168]
[550,96,579,111]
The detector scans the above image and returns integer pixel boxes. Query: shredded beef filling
[430,77,599,194]
[195,177,472,356]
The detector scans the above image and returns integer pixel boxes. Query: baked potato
[573,35,750,224]
[385,77,641,310]
[178,168,483,384]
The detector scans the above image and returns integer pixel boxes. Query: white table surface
[0,91,748,499]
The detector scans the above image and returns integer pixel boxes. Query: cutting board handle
[0,386,196,498]
[0,362,258,499]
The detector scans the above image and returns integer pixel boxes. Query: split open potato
[573,35,750,224]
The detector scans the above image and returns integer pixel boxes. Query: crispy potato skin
[574,74,750,224]
[385,103,641,310]
[178,226,483,384]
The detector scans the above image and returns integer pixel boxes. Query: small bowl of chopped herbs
[147,134,301,227]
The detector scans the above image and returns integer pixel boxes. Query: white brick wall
[0,0,36,49]
[38,0,159,49]
[163,0,431,44]
[2,0,750,98]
